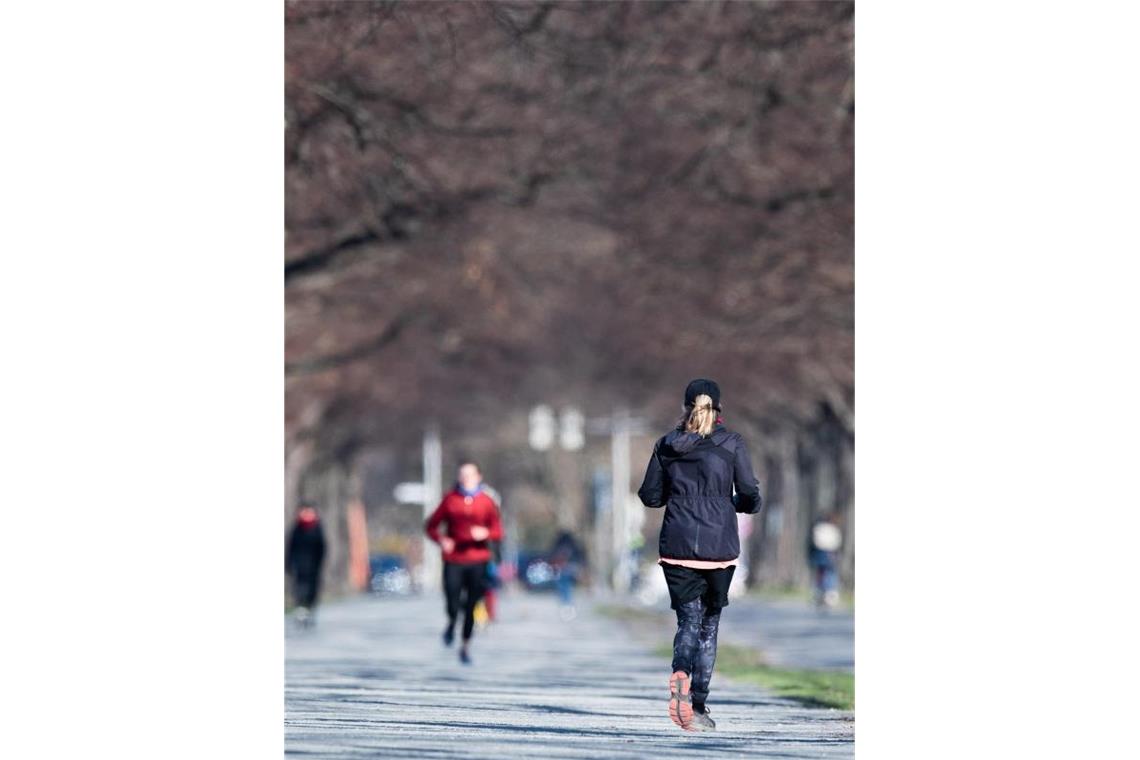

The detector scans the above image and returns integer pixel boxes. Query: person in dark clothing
[425,462,503,664]
[286,504,327,628]
[483,550,502,623]
[549,530,585,614]
[809,513,844,608]
[638,379,763,732]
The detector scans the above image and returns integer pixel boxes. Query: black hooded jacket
[286,520,326,580]
[637,423,762,562]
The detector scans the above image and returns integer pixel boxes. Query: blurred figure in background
[638,379,763,732]
[286,504,326,628]
[425,462,503,664]
[481,541,502,623]
[809,513,844,608]
[549,530,585,620]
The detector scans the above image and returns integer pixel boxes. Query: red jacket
[424,488,503,564]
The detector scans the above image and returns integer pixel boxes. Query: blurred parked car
[517,551,558,592]
[369,554,413,596]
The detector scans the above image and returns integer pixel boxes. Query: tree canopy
[286,0,852,442]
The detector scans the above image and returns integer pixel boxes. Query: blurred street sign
[394,481,426,504]
[419,425,443,589]
[529,405,555,451]
[559,407,585,451]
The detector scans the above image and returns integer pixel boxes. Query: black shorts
[660,562,736,611]
[443,561,487,602]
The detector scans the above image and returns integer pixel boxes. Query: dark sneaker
[442,627,455,647]
[459,648,471,665]
[689,706,716,732]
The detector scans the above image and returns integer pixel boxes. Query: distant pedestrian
[478,486,503,624]
[482,542,503,623]
[286,503,327,628]
[425,462,503,664]
[638,379,763,732]
[809,514,843,608]
[549,530,585,619]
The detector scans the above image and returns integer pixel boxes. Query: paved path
[286,592,853,758]
[717,598,853,672]
[622,590,853,672]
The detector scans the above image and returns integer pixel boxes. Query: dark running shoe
[459,648,471,665]
[443,627,455,647]
[689,706,716,732]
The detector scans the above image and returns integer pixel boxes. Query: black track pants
[443,561,487,641]
[671,596,722,708]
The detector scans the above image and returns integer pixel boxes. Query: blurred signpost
[590,409,650,593]
[531,404,647,592]
[733,511,755,597]
[394,482,426,504]
[559,407,585,451]
[392,426,443,590]
[394,476,433,587]
[528,405,556,451]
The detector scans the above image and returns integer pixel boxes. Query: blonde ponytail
[684,393,716,437]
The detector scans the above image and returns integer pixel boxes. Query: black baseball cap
[684,378,721,409]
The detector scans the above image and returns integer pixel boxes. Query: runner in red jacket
[424,462,503,664]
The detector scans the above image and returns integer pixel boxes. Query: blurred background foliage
[285,0,853,595]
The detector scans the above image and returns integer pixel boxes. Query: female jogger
[425,462,503,664]
[637,379,763,731]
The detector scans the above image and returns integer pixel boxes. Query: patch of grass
[654,643,854,711]
[748,585,813,602]
[748,585,855,610]
[594,603,670,625]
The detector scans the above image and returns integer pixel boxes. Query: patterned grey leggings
[671,597,722,708]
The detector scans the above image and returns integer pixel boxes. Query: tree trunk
[773,426,807,587]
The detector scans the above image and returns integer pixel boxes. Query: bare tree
[285,0,853,593]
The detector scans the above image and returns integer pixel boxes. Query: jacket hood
[662,429,702,454]
[663,423,729,455]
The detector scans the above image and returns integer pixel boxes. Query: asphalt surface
[717,596,853,672]
[285,591,854,758]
